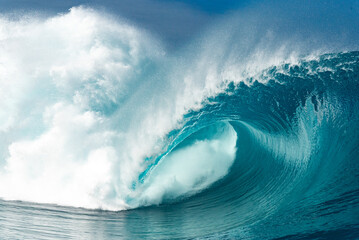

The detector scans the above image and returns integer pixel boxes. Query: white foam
[134,122,237,207]
[0,7,165,210]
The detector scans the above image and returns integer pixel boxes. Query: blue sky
[0,0,358,49]
[0,0,257,47]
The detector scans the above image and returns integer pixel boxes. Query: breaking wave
[0,4,358,239]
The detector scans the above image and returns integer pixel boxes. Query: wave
[0,4,359,238]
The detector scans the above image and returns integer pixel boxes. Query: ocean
[0,2,359,239]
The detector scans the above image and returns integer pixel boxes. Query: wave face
[0,5,359,239]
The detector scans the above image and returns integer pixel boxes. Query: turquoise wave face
[118,52,359,238]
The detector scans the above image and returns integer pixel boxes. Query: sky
[0,0,257,48]
[0,0,358,49]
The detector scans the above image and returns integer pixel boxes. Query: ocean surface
[0,3,359,239]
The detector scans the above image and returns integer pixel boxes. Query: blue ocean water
[0,2,359,239]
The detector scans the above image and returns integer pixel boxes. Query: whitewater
[0,2,359,239]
